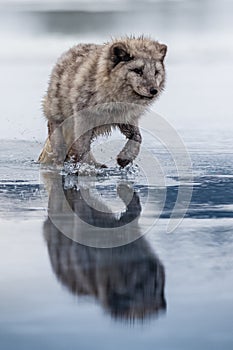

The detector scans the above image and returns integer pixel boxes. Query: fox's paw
[89,161,107,169]
[117,157,131,168]
[99,163,108,169]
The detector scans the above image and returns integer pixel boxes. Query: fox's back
[43,43,102,119]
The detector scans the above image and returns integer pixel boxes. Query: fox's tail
[38,137,53,163]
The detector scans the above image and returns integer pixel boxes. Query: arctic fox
[39,36,167,168]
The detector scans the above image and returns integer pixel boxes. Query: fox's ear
[159,44,167,61]
[110,43,132,67]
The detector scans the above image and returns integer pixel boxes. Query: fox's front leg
[69,131,107,168]
[117,124,142,168]
[48,119,66,165]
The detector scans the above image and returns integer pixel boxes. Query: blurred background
[0,0,232,141]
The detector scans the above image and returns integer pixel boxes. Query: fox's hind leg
[48,119,66,165]
[117,124,142,168]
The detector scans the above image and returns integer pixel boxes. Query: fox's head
[103,37,167,104]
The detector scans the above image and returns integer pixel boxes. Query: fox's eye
[132,68,143,76]
[155,70,159,77]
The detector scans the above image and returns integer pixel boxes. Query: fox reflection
[43,174,166,321]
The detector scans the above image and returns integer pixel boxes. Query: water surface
[0,135,233,349]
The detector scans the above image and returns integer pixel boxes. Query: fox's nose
[150,87,158,95]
